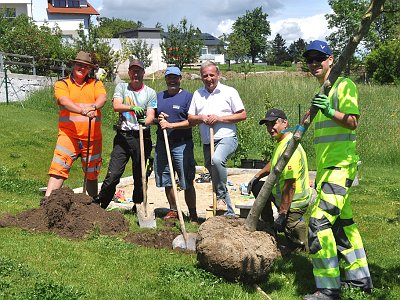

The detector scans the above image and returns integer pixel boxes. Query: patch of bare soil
[125,229,177,249]
[0,187,129,239]
[196,216,280,283]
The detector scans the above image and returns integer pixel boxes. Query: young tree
[127,39,153,68]
[160,18,203,70]
[365,39,400,84]
[271,33,290,65]
[231,7,271,63]
[74,22,118,76]
[288,38,306,63]
[0,14,74,75]
[326,0,398,76]
[224,32,250,65]
[95,17,139,38]
[373,0,400,42]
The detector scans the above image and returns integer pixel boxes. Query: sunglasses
[305,55,329,64]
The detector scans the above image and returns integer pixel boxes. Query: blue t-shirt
[156,89,193,140]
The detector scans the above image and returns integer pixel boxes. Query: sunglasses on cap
[305,55,329,64]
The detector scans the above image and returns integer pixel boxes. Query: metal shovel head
[137,203,156,228]
[172,233,198,251]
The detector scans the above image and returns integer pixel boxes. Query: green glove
[137,117,146,125]
[130,106,145,118]
[312,94,335,118]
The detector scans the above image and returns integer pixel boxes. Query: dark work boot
[304,290,340,300]
[341,279,373,294]
[92,196,101,205]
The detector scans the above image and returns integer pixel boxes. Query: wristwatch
[91,104,97,110]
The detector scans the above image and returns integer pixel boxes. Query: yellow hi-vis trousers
[308,165,372,291]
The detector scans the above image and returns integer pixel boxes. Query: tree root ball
[196,216,280,283]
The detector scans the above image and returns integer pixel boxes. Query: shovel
[163,129,197,251]
[82,118,92,194]
[210,127,217,216]
[137,124,156,228]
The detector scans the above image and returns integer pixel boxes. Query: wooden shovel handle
[139,124,147,214]
[163,129,188,242]
[209,127,216,216]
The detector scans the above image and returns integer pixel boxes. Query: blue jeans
[203,135,238,215]
[154,139,196,190]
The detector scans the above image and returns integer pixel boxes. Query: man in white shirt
[188,61,247,216]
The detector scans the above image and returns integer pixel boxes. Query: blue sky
[89,0,333,45]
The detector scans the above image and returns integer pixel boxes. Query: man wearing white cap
[155,66,198,223]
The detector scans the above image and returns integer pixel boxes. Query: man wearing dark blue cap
[154,66,198,223]
[303,41,373,300]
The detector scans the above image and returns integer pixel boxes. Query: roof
[161,32,226,46]
[47,1,99,15]
[118,27,161,35]
[201,33,225,46]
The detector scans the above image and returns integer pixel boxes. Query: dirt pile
[0,187,129,239]
[196,216,280,283]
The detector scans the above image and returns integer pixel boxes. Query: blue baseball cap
[165,66,181,77]
[303,40,333,57]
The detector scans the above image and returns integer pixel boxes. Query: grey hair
[200,60,220,74]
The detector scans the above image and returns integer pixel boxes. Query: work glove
[137,117,146,126]
[274,213,287,233]
[130,106,145,118]
[312,94,335,118]
[247,176,260,195]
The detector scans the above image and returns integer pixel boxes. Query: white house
[0,0,99,38]
[117,28,226,76]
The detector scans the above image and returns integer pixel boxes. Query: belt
[116,129,150,138]
[159,136,192,143]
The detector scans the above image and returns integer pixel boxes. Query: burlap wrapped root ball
[196,216,280,283]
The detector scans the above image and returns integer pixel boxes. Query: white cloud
[271,14,331,45]
[92,0,332,43]
[215,19,235,37]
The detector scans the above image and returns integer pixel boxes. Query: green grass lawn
[0,74,399,299]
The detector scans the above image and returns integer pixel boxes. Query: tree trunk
[245,0,386,232]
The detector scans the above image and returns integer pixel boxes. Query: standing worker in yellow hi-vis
[303,40,373,300]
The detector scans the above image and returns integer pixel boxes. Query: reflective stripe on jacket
[314,77,359,169]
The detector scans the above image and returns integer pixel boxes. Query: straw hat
[71,51,96,68]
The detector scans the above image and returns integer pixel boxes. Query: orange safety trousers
[48,133,102,180]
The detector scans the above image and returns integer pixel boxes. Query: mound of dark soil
[0,187,129,239]
[196,216,280,283]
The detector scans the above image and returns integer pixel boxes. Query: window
[53,0,67,8]
[52,0,86,8]
[68,0,80,8]
[1,7,16,19]
[201,47,208,55]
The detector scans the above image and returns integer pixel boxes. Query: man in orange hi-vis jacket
[45,51,107,198]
